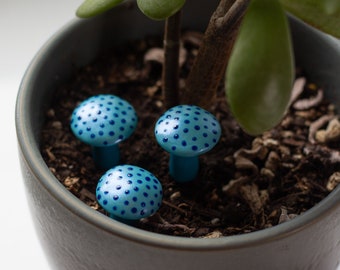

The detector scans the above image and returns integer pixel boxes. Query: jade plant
[76,0,340,136]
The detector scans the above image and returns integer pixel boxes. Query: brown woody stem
[162,10,182,109]
[182,0,250,109]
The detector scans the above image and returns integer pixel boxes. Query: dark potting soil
[41,32,340,237]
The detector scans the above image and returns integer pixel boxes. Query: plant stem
[182,0,250,109]
[162,10,182,109]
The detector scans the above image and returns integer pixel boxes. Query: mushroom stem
[92,144,120,170]
[170,154,199,182]
[108,213,136,225]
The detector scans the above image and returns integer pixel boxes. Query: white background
[1,1,340,269]
[1,1,80,269]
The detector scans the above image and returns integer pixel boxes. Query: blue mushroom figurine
[96,165,163,222]
[154,105,221,182]
[70,94,138,169]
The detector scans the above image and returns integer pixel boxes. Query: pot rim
[16,14,340,252]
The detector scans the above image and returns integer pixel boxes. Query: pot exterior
[16,1,340,269]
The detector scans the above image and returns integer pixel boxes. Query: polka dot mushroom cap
[96,165,163,221]
[154,105,221,182]
[154,105,221,157]
[70,94,138,169]
[70,94,137,147]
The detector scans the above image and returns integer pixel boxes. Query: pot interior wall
[289,16,340,107]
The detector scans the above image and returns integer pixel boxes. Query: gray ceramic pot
[16,1,340,269]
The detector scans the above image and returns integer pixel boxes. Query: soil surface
[41,32,340,237]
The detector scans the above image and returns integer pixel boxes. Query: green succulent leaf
[279,0,340,38]
[226,0,294,135]
[76,0,124,18]
[136,0,186,20]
